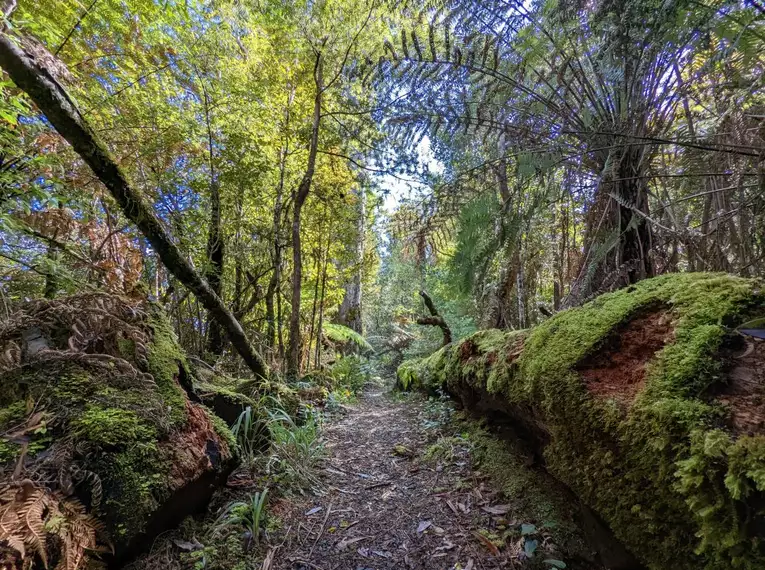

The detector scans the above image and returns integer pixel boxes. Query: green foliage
[328,355,369,396]
[323,323,374,353]
[397,273,765,570]
[265,415,324,494]
[215,489,269,548]
[231,397,291,466]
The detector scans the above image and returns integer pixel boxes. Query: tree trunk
[287,52,322,376]
[0,32,269,379]
[43,241,59,299]
[306,244,322,370]
[416,290,452,346]
[616,154,654,284]
[265,85,294,358]
[315,236,331,366]
[337,188,364,333]
[575,145,654,301]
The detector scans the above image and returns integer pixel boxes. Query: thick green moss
[72,407,157,447]
[397,273,765,570]
[146,306,191,428]
[102,442,166,540]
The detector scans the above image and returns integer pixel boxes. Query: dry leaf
[482,504,511,515]
[336,535,371,551]
[474,532,500,556]
[173,539,203,552]
[446,499,459,515]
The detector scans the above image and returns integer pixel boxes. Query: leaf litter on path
[266,383,605,570]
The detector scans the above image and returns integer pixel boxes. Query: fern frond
[22,492,49,568]
[323,323,374,353]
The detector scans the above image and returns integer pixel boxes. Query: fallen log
[0,294,238,569]
[397,273,765,570]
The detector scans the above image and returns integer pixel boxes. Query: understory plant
[231,396,292,466]
[265,414,324,494]
[328,355,370,398]
[221,488,269,548]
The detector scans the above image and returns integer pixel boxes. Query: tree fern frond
[323,323,374,353]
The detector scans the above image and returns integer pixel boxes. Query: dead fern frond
[0,481,108,570]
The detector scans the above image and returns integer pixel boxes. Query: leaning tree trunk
[287,52,322,376]
[0,32,268,379]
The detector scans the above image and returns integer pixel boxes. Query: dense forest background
[1,0,763,372]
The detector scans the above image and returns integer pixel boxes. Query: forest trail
[270,385,522,570]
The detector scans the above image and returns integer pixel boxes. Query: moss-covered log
[397,273,765,570]
[0,294,238,569]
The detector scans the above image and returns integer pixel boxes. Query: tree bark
[266,85,294,359]
[337,187,364,333]
[0,32,268,379]
[315,232,331,365]
[287,51,322,376]
[416,290,452,346]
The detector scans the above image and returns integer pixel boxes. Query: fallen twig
[309,501,333,557]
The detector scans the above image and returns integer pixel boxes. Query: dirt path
[270,386,546,570]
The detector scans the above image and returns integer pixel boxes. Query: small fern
[323,323,374,353]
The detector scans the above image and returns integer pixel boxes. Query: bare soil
[578,310,674,405]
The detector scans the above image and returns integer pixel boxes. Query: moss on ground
[397,273,765,570]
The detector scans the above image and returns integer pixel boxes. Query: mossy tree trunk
[397,273,765,570]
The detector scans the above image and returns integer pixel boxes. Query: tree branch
[416,290,452,346]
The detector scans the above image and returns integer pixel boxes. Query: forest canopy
[0,0,763,370]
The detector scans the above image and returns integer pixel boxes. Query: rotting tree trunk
[0,32,268,379]
[397,273,765,570]
[416,290,452,346]
[287,51,322,376]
